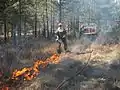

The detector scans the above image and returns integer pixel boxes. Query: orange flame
[11,54,60,81]
[2,86,9,90]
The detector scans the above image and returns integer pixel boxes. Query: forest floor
[1,38,120,90]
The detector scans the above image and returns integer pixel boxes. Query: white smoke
[70,37,92,53]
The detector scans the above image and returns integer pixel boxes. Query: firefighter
[55,23,68,54]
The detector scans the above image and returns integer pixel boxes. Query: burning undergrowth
[0,39,59,90]
[1,43,120,90]
[0,53,60,90]
[1,36,120,90]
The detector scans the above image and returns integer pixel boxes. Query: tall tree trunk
[34,0,38,37]
[43,15,46,38]
[12,24,17,46]
[34,13,37,37]
[52,1,55,35]
[3,14,7,43]
[73,17,76,38]
[3,2,7,43]
[19,0,21,37]
[70,18,73,39]
[70,18,72,32]
[46,0,49,38]
[68,21,70,33]
[24,15,27,37]
[18,0,22,43]
[50,0,53,36]
[38,22,41,37]
[59,0,62,23]
[75,16,79,39]
[53,16,55,33]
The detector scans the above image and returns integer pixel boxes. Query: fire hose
[56,50,93,90]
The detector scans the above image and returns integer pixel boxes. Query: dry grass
[1,38,120,90]
[17,43,120,90]
[72,44,120,64]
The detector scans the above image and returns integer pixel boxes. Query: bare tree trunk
[46,0,49,38]
[3,2,7,43]
[76,16,79,30]
[3,14,7,43]
[50,0,53,36]
[38,22,41,37]
[76,16,79,39]
[43,15,46,38]
[53,16,55,33]
[7,24,10,40]
[17,0,22,45]
[68,21,70,33]
[73,16,77,39]
[59,0,62,23]
[12,24,17,46]
[52,1,55,35]
[34,13,37,37]
[24,15,27,37]
[18,0,22,37]
[34,0,38,38]
[70,18,73,32]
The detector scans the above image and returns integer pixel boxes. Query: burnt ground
[17,57,120,90]
[1,39,120,90]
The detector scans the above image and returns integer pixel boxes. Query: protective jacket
[55,27,66,41]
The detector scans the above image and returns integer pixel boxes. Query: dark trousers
[57,37,67,51]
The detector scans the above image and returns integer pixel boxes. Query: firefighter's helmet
[58,23,62,26]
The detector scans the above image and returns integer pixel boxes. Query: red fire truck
[80,23,98,40]
[83,26,97,35]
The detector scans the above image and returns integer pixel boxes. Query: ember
[2,86,9,90]
[11,54,60,81]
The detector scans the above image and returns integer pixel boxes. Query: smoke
[69,29,111,52]
[93,31,107,45]
[70,37,92,53]
[93,28,118,45]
